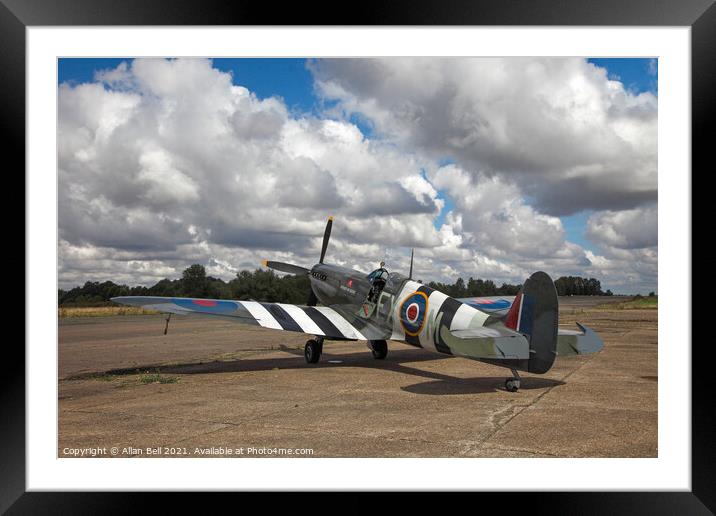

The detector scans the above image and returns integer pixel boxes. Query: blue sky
[58,57,656,259]
[587,58,658,94]
[59,58,318,112]
[58,57,658,103]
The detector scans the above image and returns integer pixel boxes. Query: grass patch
[598,296,658,310]
[65,368,179,387]
[59,306,159,318]
[67,372,120,381]
[139,373,179,385]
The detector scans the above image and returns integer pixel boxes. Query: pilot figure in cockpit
[367,261,389,303]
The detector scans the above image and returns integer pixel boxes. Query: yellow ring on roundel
[399,291,429,337]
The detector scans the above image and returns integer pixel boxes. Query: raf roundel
[399,292,429,337]
[406,303,419,322]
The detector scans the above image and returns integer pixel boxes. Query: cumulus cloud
[58,58,446,288]
[58,58,657,293]
[430,165,570,259]
[311,57,657,216]
[586,204,658,249]
[578,204,658,293]
[582,247,657,294]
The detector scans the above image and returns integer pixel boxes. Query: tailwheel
[368,340,388,360]
[504,378,520,392]
[304,338,323,364]
[505,368,521,392]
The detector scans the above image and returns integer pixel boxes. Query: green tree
[553,276,604,296]
[181,264,209,297]
[453,277,467,297]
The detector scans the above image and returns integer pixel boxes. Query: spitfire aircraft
[113,217,603,391]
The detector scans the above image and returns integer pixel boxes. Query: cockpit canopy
[367,268,389,284]
[366,268,406,296]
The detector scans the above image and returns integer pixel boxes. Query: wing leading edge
[110,296,366,341]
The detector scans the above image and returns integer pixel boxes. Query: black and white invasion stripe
[236,300,366,340]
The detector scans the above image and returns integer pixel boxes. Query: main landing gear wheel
[505,369,521,392]
[368,340,388,360]
[304,338,323,364]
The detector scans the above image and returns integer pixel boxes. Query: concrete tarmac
[58,296,657,457]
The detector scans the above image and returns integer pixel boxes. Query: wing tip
[328,215,334,222]
[261,259,268,267]
[575,322,604,353]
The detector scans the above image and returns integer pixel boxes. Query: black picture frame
[5,0,708,512]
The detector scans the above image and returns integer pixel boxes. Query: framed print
[6,0,709,511]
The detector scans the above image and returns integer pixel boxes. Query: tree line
[424,277,522,298]
[58,264,612,307]
[554,276,612,296]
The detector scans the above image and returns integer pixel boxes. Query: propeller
[319,216,333,263]
[409,248,414,280]
[309,216,333,305]
[261,216,334,307]
[261,260,309,275]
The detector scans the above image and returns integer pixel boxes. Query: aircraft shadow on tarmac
[105,345,566,395]
[400,377,565,395]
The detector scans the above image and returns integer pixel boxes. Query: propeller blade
[409,248,414,279]
[261,260,309,275]
[319,216,333,264]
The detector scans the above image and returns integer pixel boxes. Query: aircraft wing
[455,296,516,317]
[111,296,367,341]
[556,323,604,356]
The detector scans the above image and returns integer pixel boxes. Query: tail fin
[505,271,558,374]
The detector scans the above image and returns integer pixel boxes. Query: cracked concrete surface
[58,297,657,457]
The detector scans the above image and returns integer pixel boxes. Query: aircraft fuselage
[308,263,496,355]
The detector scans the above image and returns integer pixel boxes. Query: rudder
[504,271,558,374]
